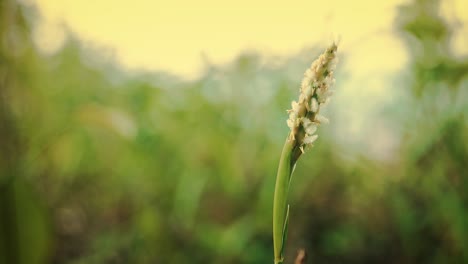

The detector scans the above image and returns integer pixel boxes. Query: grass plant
[273,43,339,264]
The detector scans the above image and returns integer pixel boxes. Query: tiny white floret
[315,114,329,124]
[310,97,319,112]
[303,134,318,144]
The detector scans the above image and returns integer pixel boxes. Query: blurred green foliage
[0,0,467,263]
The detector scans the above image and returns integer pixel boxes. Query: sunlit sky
[32,0,467,78]
[31,0,468,159]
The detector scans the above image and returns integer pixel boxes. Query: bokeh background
[1,0,467,263]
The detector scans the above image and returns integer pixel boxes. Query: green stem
[273,137,296,264]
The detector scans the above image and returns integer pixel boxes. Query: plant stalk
[273,137,296,264]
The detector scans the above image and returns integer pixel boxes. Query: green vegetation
[0,0,467,263]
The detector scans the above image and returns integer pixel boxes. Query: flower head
[286,43,338,153]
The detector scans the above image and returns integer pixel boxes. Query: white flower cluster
[287,43,338,152]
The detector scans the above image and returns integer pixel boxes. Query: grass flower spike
[286,43,337,154]
[273,43,338,264]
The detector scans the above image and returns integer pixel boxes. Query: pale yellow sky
[33,0,467,79]
[32,0,468,78]
[32,0,394,75]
